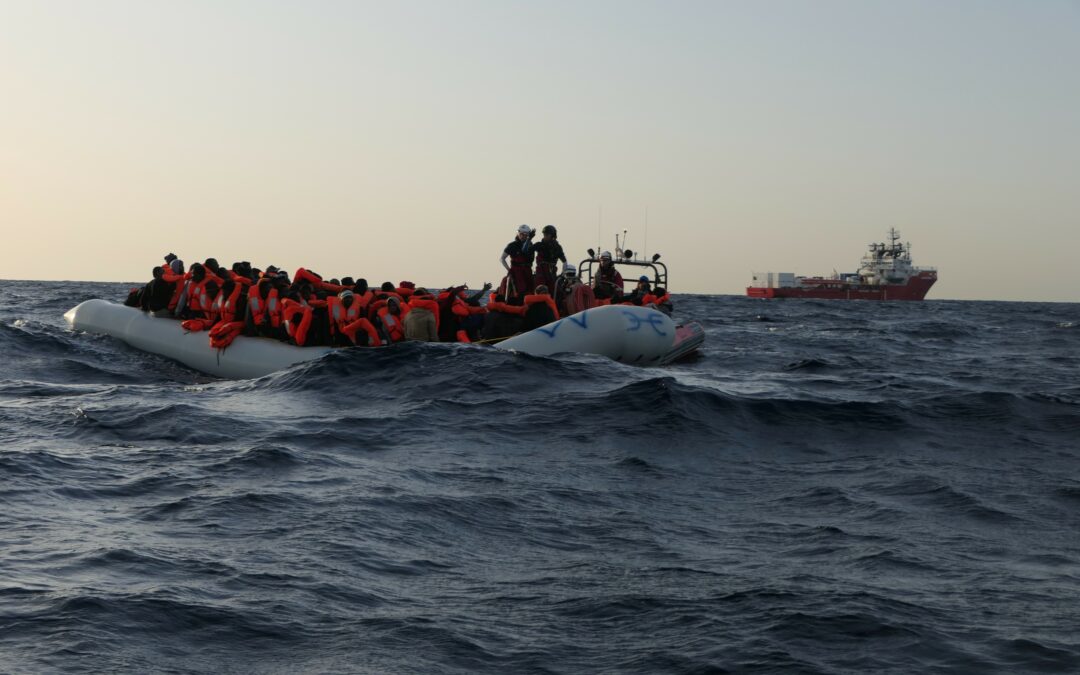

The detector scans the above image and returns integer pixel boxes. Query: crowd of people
[123,224,673,350]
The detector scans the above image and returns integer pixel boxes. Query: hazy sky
[2,1,1078,300]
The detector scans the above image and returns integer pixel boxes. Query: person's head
[535,284,549,295]
[637,275,650,290]
[380,281,395,292]
[257,277,273,297]
[341,277,354,287]
[399,280,415,290]
[204,258,219,273]
[387,297,401,314]
[170,259,184,274]
[653,286,666,297]
[600,251,613,267]
[205,280,220,299]
[265,265,279,276]
[517,224,532,241]
[563,263,577,278]
[152,266,164,280]
[328,278,340,286]
[354,278,369,295]
[220,279,235,296]
[338,289,354,308]
[414,287,429,297]
[191,262,205,282]
[164,252,177,264]
[542,224,557,240]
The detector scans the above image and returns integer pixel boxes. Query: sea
[2,279,1079,674]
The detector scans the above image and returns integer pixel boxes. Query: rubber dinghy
[494,304,702,366]
[65,300,703,379]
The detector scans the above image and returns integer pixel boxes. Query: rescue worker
[553,263,595,316]
[500,224,536,299]
[592,251,624,302]
[533,225,566,293]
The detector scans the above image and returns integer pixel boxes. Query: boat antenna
[643,206,648,260]
[597,205,602,257]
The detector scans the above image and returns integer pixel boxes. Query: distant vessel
[747,228,937,300]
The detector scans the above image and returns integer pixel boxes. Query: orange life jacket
[523,293,560,319]
[212,284,244,324]
[327,295,366,334]
[186,277,217,314]
[486,293,526,316]
[181,318,209,332]
[407,296,441,331]
[248,288,281,328]
[342,317,382,346]
[377,305,410,342]
[281,298,313,346]
[164,271,189,311]
[209,321,244,350]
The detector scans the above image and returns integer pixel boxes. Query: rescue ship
[746,228,937,300]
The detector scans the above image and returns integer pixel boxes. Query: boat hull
[66,300,704,378]
[65,299,331,379]
[746,271,936,300]
[495,304,680,366]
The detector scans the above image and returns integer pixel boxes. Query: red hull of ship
[746,271,937,301]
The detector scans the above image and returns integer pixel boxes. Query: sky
[1,0,1078,301]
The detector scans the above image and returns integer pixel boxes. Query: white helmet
[600,250,612,260]
[563,263,577,276]
[517,224,532,234]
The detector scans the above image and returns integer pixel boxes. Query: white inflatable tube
[495,304,676,366]
[65,299,331,379]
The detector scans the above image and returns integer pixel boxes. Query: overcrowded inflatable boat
[65,300,704,379]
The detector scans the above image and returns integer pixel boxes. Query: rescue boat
[65,300,703,379]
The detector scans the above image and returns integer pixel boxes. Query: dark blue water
[2,280,1079,673]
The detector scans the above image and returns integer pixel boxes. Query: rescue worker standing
[533,225,566,293]
[592,251,624,302]
[500,224,536,299]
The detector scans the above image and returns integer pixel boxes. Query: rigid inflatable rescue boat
[65,300,704,379]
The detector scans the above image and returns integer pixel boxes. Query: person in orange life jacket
[520,285,560,332]
[396,281,416,300]
[367,282,404,321]
[592,251,624,301]
[643,286,673,316]
[436,286,472,342]
[281,293,314,347]
[533,225,567,293]
[458,283,491,342]
[622,276,652,306]
[500,224,536,299]
[402,288,439,341]
[481,291,525,340]
[210,278,245,326]
[161,259,187,313]
[377,296,410,343]
[203,257,226,281]
[245,277,283,338]
[327,289,368,346]
[176,263,209,319]
[162,253,178,276]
